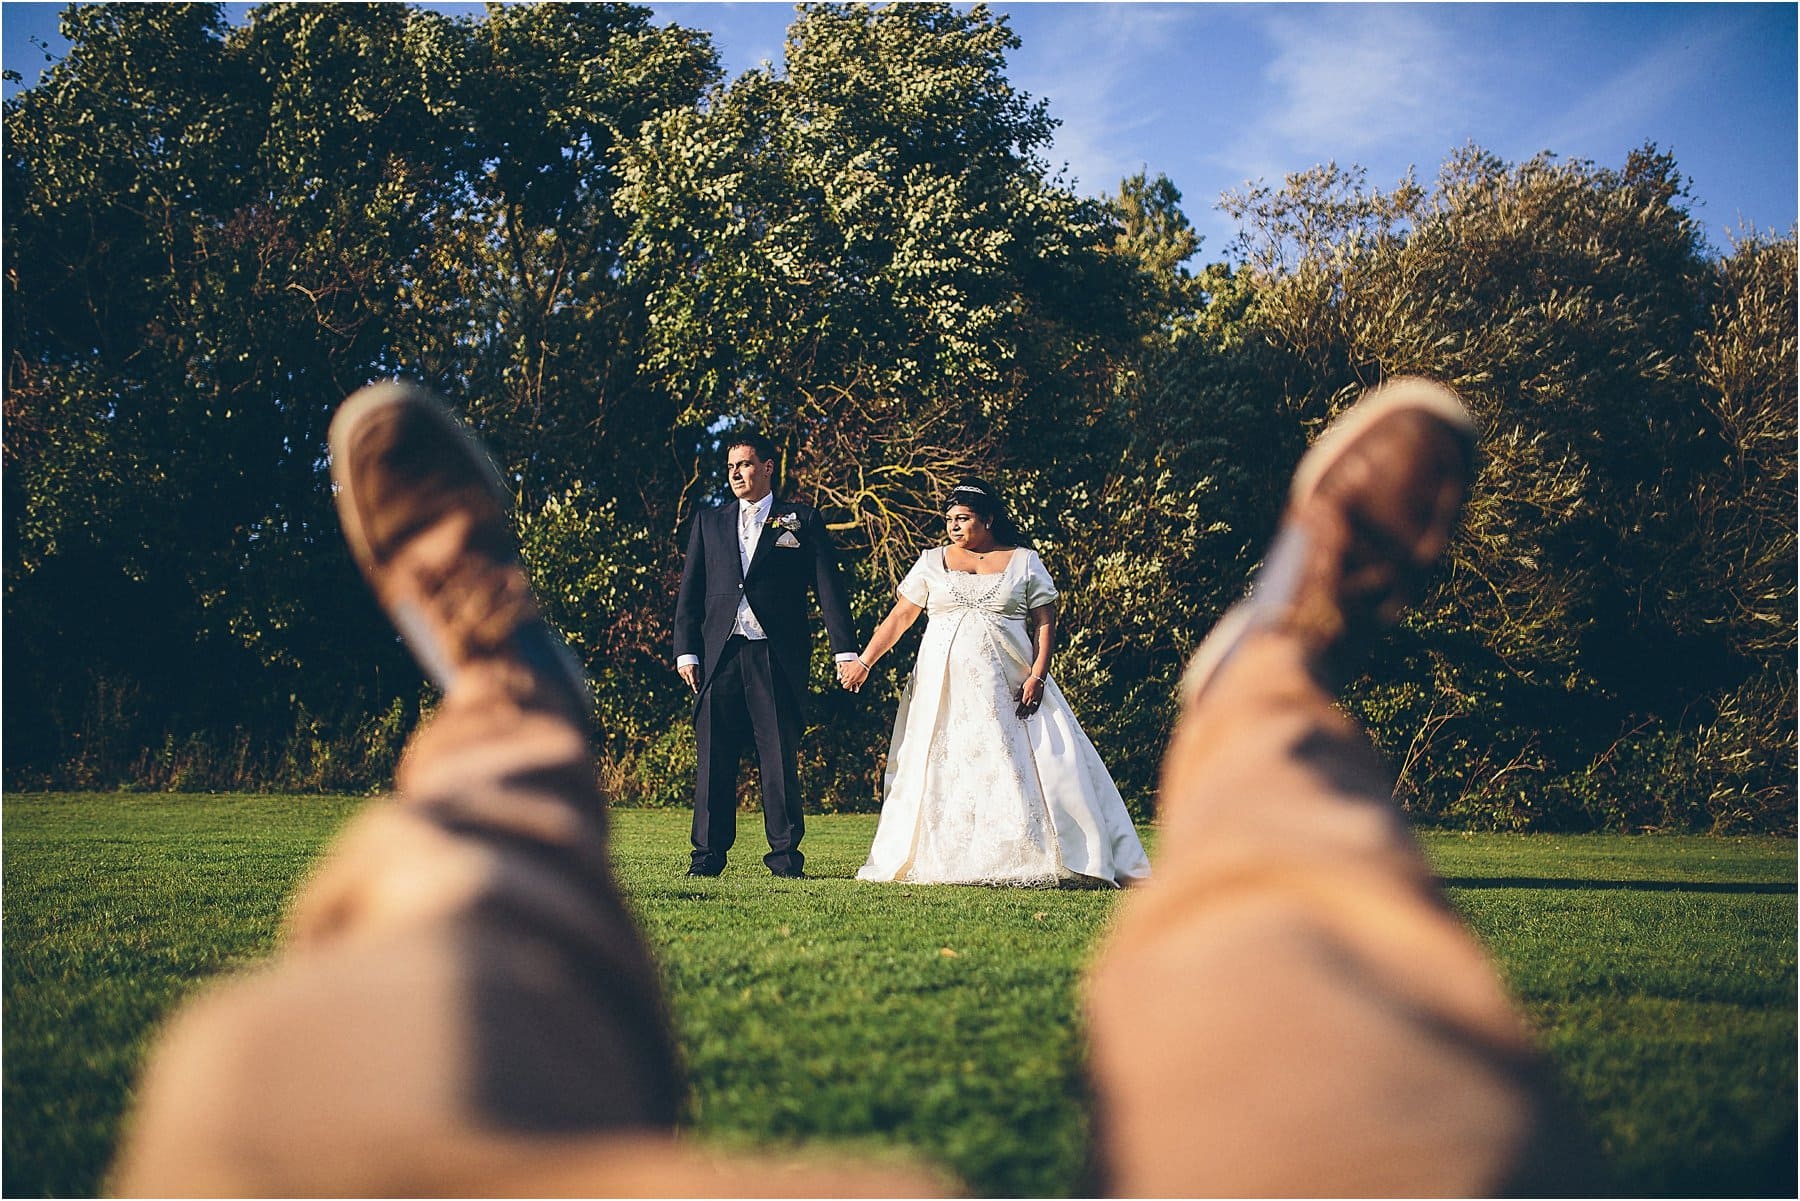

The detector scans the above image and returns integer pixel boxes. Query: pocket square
[776,531,801,548]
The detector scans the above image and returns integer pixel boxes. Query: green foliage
[4,4,1793,831]
[1031,332,1299,810]
[1215,147,1796,831]
[619,1,1143,580]
[1109,170,1202,288]
[3,2,716,791]
[624,1,1064,413]
[1029,181,1297,808]
[5,796,1794,1195]
[1667,231,1798,829]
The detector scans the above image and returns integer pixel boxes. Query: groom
[673,431,858,878]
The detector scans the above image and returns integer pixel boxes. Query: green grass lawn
[4,793,1794,1196]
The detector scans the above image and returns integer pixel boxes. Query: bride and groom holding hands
[672,430,1151,887]
[117,375,1594,1196]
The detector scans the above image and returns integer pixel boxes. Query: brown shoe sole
[327,381,595,716]
[1180,378,1476,705]
[328,380,514,577]
[1289,377,1476,511]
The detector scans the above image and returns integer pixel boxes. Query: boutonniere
[768,511,802,548]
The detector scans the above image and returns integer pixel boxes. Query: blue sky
[5,2,1794,260]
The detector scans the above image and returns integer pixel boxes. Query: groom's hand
[837,659,869,692]
[678,663,701,694]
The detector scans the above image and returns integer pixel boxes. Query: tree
[7,5,1790,832]
[617,1,1155,807]
[1656,230,1798,828]
[3,2,717,789]
[619,2,1142,576]
[1212,143,1794,830]
[1108,169,1202,321]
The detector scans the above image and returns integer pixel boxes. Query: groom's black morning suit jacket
[674,498,857,873]
[672,499,857,707]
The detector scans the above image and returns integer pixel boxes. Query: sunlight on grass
[4,796,1793,1196]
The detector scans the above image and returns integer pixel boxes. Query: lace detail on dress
[909,614,1060,884]
[940,564,1008,610]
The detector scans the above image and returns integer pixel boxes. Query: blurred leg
[114,697,942,1197]
[1088,635,1589,1196]
[112,670,681,1195]
[1086,379,1591,1196]
[110,383,678,1194]
[110,383,942,1197]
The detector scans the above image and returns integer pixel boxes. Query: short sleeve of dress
[1023,550,1060,608]
[897,550,934,607]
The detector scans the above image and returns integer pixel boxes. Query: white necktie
[735,502,767,638]
[740,502,761,575]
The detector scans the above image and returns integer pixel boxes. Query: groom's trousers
[112,633,1583,1196]
[691,634,807,875]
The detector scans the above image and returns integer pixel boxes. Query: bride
[840,479,1150,887]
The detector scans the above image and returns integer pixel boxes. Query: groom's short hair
[725,429,779,465]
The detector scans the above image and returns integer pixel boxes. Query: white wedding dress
[856,548,1151,888]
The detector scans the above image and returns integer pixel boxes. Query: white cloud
[1221,6,1479,185]
[1001,3,1201,194]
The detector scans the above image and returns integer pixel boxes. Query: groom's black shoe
[765,851,805,878]
[1182,377,1477,702]
[328,381,592,719]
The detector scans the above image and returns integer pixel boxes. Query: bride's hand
[1016,673,1045,717]
[838,658,872,692]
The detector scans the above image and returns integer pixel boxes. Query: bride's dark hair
[945,477,1029,547]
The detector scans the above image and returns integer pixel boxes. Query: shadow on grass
[1440,877,1795,895]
